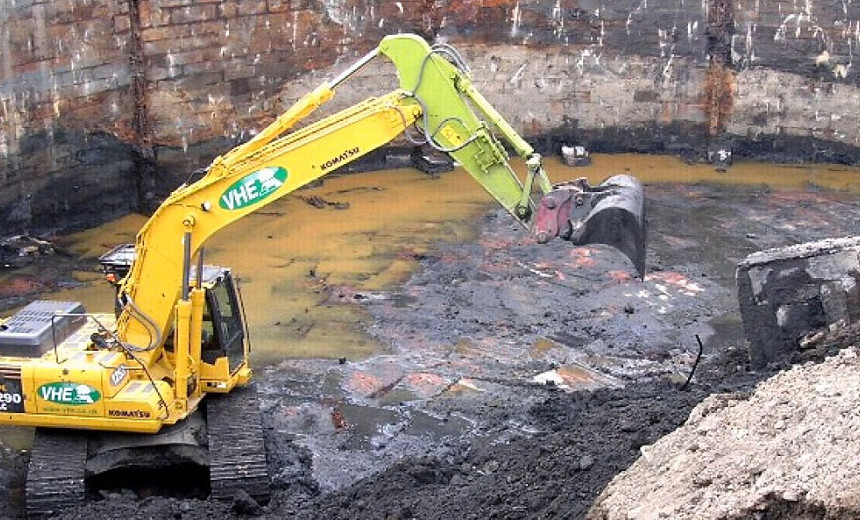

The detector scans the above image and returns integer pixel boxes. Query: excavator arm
[116,89,422,356]
[115,33,646,359]
[375,35,645,275]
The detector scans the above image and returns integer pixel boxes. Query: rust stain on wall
[704,63,735,137]
[705,0,735,137]
[128,0,152,156]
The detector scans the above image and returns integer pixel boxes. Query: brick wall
[1,0,859,235]
[0,0,138,233]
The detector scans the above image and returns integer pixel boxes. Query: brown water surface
[27,154,860,368]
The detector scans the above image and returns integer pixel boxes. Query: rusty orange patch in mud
[403,372,450,398]
[646,271,704,294]
[0,277,45,297]
[556,365,608,386]
[345,371,384,397]
[607,270,633,283]
[533,363,623,391]
[569,248,598,268]
[479,235,532,250]
[444,378,484,395]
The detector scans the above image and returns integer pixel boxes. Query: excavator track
[206,385,270,504]
[26,429,88,517]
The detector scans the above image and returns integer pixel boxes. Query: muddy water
[586,154,860,192]
[32,168,491,365]
[31,155,860,366]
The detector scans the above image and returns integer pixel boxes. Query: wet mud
[1,157,860,519]
[253,183,859,520]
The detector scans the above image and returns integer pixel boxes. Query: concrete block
[224,61,255,81]
[158,0,194,6]
[113,14,131,33]
[179,33,222,52]
[139,2,171,28]
[217,1,238,18]
[91,63,129,81]
[737,236,860,368]
[173,70,224,90]
[147,65,183,82]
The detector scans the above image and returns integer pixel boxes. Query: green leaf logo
[38,382,102,405]
[219,166,288,210]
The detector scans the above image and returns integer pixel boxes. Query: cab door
[205,273,247,373]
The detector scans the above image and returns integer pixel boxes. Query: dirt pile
[269,351,762,520]
[590,327,860,520]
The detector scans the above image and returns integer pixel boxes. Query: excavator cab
[200,270,246,373]
[100,245,250,386]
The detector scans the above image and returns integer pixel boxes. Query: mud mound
[589,345,860,520]
[50,496,231,520]
[269,345,764,520]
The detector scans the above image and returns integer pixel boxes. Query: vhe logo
[220,166,288,210]
[38,382,101,405]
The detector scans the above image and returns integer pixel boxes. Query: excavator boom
[117,90,423,357]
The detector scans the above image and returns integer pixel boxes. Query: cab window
[206,276,245,372]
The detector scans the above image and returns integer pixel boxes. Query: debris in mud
[561,144,592,167]
[299,195,350,210]
[706,141,733,172]
[531,361,624,391]
[0,235,55,269]
[331,408,349,430]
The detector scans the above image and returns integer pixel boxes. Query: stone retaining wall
[1,0,858,234]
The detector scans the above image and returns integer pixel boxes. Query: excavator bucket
[534,174,647,278]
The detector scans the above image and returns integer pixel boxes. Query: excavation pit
[2,158,860,518]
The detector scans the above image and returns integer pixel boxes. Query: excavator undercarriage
[24,385,269,517]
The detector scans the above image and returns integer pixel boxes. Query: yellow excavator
[0,34,645,515]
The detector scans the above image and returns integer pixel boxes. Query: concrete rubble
[0,235,55,268]
[737,236,860,368]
